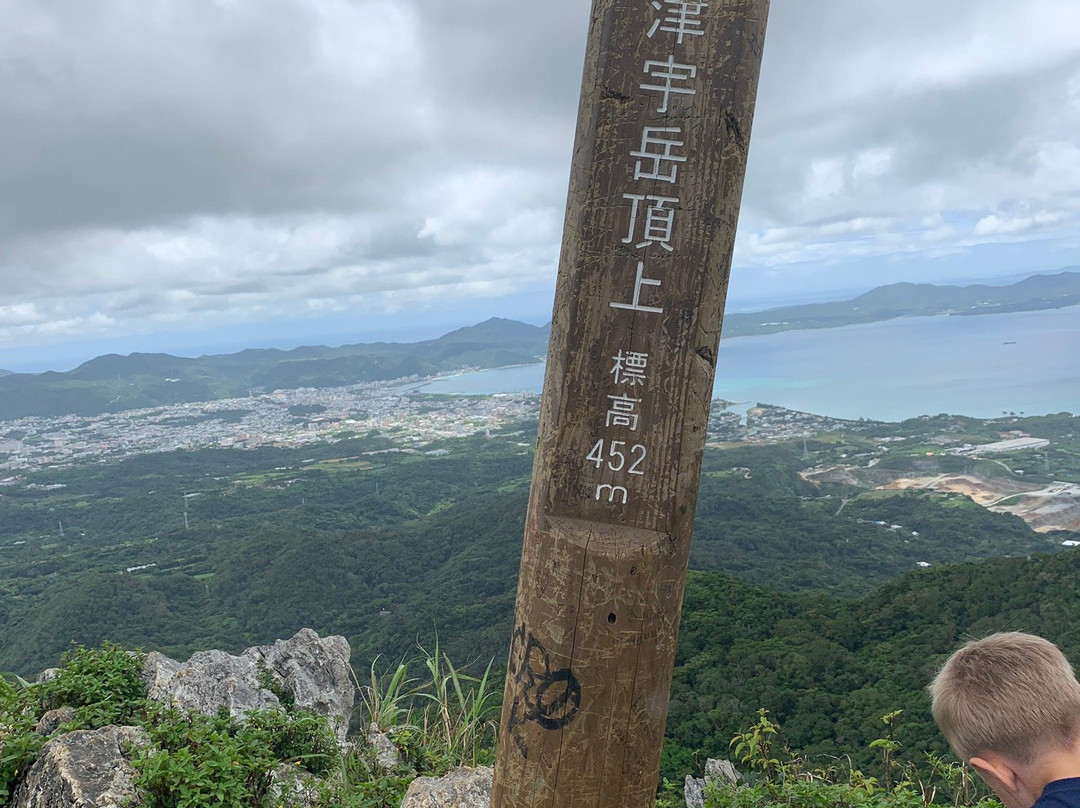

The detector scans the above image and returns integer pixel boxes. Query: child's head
[930,632,1080,764]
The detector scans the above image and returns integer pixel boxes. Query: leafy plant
[132,704,341,808]
[704,710,1004,808]
[132,707,277,808]
[359,655,418,731]
[40,642,147,729]
[1,674,45,802]
[729,709,781,776]
[244,708,339,777]
[869,710,904,790]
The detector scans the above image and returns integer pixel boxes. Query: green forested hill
[1,426,1065,675]
[1,419,1077,781]
[4,270,1079,420]
[668,549,1080,774]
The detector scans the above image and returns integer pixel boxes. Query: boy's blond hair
[930,632,1080,763]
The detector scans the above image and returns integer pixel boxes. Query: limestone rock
[267,763,321,808]
[35,668,60,684]
[244,629,355,744]
[706,758,741,784]
[365,722,401,771]
[685,758,741,808]
[142,629,354,745]
[684,774,705,808]
[143,648,280,717]
[11,725,146,808]
[34,707,77,736]
[401,766,493,808]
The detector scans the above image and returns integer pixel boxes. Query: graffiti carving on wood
[505,622,582,756]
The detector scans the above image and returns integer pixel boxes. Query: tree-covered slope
[1,424,1066,676]
[667,548,1080,772]
[2,419,1079,784]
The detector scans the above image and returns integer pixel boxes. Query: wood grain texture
[492,2,769,806]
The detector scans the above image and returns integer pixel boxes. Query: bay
[410,306,1080,422]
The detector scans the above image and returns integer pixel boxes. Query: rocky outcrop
[143,648,280,716]
[365,723,402,771]
[142,628,354,743]
[401,766,493,808]
[245,628,355,743]
[33,707,76,736]
[11,630,361,805]
[684,758,742,808]
[11,725,146,808]
[267,763,321,808]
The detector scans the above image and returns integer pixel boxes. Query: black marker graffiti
[505,622,582,757]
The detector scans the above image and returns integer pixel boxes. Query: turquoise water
[411,307,1080,422]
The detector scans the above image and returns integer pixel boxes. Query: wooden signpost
[491,2,769,807]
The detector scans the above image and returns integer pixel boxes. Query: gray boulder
[34,707,77,736]
[11,725,146,808]
[365,722,401,771]
[141,628,354,744]
[685,758,741,808]
[143,648,280,717]
[706,758,741,784]
[244,628,355,744]
[266,763,321,808]
[401,766,493,808]
[684,774,705,808]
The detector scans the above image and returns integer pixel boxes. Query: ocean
[408,306,1080,422]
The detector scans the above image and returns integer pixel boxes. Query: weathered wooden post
[491,2,769,806]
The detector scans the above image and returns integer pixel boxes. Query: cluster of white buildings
[0,381,540,475]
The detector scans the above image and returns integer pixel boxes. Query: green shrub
[314,742,415,808]
[132,705,342,808]
[703,711,1003,808]
[133,707,276,808]
[40,642,147,728]
[244,708,339,777]
[1,674,45,802]
[2,643,147,799]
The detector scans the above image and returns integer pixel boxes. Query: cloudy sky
[2,0,1079,372]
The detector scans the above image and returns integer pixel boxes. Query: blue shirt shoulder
[1035,778,1080,808]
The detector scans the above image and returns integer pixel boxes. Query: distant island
[721,268,1080,337]
[0,270,1076,421]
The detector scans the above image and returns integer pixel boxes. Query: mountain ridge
[720,268,1080,337]
[1,271,1077,420]
[0,317,551,420]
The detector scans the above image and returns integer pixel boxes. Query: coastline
[411,306,1080,423]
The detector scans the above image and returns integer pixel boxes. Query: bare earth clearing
[882,474,1080,533]
[799,466,1080,533]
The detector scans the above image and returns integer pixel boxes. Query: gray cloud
[1,0,1078,358]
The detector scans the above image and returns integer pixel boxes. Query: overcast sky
[2,0,1079,371]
